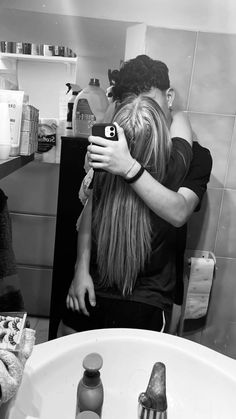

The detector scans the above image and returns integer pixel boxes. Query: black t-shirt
[90,137,192,311]
[174,141,213,305]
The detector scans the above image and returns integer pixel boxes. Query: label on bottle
[74,98,96,137]
[37,122,57,153]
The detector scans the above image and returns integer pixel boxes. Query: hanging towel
[0,328,35,406]
[0,188,25,311]
[0,189,17,279]
[184,254,215,320]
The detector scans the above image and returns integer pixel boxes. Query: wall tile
[0,161,60,215]
[200,257,236,355]
[225,120,236,189]
[189,113,234,188]
[11,213,56,266]
[18,266,52,316]
[186,188,223,252]
[215,190,236,258]
[224,322,236,359]
[188,32,236,114]
[146,27,196,109]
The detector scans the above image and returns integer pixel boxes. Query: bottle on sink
[76,353,104,418]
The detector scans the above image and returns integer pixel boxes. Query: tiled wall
[146,27,236,357]
[0,162,60,316]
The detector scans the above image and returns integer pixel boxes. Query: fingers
[87,144,107,154]
[66,291,89,316]
[113,122,124,139]
[87,152,106,163]
[88,135,108,147]
[88,285,96,307]
[78,292,90,316]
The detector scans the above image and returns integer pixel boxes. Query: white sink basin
[3,329,236,419]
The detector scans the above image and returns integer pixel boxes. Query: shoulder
[192,142,212,166]
[190,142,213,175]
[170,111,192,146]
[171,136,193,161]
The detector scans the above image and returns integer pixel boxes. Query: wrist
[124,159,141,180]
[75,259,89,272]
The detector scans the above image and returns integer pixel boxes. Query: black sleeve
[164,137,193,192]
[181,142,212,211]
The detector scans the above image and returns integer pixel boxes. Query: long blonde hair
[92,95,172,295]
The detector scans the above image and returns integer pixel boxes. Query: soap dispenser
[76,353,104,418]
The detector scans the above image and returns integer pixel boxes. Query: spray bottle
[65,83,81,135]
[72,78,108,138]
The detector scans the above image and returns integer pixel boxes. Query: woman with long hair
[60,93,192,334]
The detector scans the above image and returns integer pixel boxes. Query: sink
[3,328,236,419]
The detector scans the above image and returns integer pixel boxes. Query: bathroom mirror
[1,1,236,359]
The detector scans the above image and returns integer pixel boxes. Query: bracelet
[124,159,137,177]
[124,165,145,184]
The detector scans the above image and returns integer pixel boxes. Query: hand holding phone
[88,122,133,176]
[91,123,118,172]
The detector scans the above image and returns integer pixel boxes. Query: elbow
[170,201,190,228]
[172,215,188,228]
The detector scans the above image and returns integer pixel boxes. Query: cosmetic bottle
[76,353,104,418]
[72,78,108,138]
[77,412,99,418]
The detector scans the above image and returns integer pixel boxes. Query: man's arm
[87,112,193,227]
[132,177,198,227]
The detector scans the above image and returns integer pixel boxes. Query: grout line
[186,31,199,110]
[222,116,236,188]
[10,211,56,218]
[213,115,236,253]
[187,110,236,117]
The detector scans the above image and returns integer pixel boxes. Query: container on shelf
[72,78,108,138]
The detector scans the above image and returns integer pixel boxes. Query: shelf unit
[0,52,77,65]
[0,154,34,180]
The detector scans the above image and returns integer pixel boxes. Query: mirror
[0,1,235,358]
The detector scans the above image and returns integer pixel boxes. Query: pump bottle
[65,83,81,135]
[76,353,104,418]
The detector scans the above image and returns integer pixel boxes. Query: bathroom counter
[0,153,34,180]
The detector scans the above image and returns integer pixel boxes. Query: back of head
[112,55,170,101]
[112,94,171,182]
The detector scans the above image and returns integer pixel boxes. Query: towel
[0,189,17,279]
[0,328,35,406]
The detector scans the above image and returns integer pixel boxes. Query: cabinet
[49,137,88,339]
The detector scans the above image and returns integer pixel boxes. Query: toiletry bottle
[76,353,104,418]
[65,83,81,135]
[77,412,100,418]
[72,78,108,138]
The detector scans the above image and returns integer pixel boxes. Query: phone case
[92,123,118,141]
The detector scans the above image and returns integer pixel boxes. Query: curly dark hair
[112,55,170,101]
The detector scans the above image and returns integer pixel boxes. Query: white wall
[2,0,236,34]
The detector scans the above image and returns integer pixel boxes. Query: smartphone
[92,123,118,141]
[91,123,118,172]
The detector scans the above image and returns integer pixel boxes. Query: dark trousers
[62,296,169,333]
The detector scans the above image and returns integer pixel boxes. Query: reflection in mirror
[0,2,235,363]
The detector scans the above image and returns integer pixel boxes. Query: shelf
[0,52,77,65]
[0,154,34,180]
